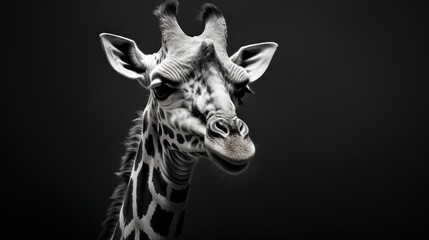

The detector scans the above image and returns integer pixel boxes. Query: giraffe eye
[234,88,247,105]
[233,85,253,105]
[153,83,177,100]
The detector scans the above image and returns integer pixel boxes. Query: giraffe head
[100,1,277,175]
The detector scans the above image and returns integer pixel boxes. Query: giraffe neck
[112,107,195,240]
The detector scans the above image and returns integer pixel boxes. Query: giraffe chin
[205,135,255,175]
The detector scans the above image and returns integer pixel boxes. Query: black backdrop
[2,0,428,239]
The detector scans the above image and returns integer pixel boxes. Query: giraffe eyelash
[151,59,192,83]
[152,81,178,100]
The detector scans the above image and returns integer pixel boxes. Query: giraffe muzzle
[205,116,255,174]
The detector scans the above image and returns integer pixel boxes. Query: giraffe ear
[99,33,150,87]
[230,42,278,82]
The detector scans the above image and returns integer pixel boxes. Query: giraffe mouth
[205,134,255,175]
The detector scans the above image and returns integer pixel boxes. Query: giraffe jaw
[207,150,250,174]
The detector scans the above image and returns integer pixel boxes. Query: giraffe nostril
[236,119,249,137]
[209,118,250,138]
[215,121,229,135]
[209,118,230,138]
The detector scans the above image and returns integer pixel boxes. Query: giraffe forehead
[152,36,235,81]
[167,36,226,59]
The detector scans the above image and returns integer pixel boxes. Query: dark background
[2,0,428,239]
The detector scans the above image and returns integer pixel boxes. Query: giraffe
[98,1,277,239]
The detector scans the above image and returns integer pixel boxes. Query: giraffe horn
[154,0,188,45]
[198,3,227,50]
